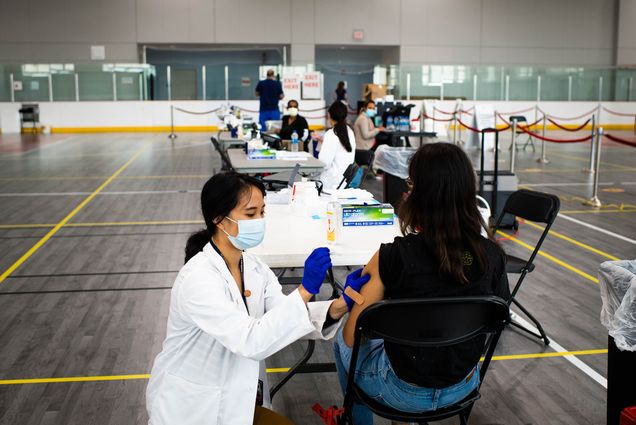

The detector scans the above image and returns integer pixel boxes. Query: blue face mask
[222,216,266,250]
[366,109,376,118]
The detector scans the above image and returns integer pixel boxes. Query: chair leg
[511,298,550,345]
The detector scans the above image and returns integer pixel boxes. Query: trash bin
[599,260,636,425]
[373,146,416,208]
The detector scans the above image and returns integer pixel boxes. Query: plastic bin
[373,146,417,208]
[599,260,636,425]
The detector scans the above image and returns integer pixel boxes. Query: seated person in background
[318,102,356,190]
[353,100,386,151]
[279,99,310,151]
[333,143,510,424]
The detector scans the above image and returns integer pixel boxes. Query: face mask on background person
[221,216,266,250]
[366,108,376,118]
[288,107,298,117]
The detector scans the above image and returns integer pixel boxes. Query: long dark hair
[185,172,266,263]
[327,101,352,152]
[398,143,491,284]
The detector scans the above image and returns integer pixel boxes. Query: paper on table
[265,189,291,205]
[275,151,309,161]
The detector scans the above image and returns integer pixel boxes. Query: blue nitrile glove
[301,247,332,294]
[343,268,371,311]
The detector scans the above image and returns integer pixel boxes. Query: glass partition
[1,62,636,102]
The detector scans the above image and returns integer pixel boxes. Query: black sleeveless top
[378,233,510,388]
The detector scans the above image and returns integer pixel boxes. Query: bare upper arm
[343,249,385,347]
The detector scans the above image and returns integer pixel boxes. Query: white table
[249,203,401,268]
[228,149,325,174]
[216,131,247,151]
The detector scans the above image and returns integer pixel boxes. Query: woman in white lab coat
[146,172,366,425]
[318,101,356,190]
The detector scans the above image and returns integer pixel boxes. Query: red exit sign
[352,30,364,41]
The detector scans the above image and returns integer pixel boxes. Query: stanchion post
[9,73,15,103]
[168,105,177,140]
[75,73,80,102]
[452,112,457,145]
[584,128,603,207]
[510,119,517,173]
[585,114,596,173]
[537,113,550,164]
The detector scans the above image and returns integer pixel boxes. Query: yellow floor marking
[0,349,608,385]
[560,209,636,214]
[0,220,203,230]
[0,175,209,182]
[0,148,146,284]
[523,221,620,261]
[496,231,599,284]
[547,151,634,171]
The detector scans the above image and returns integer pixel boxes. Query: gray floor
[0,131,634,425]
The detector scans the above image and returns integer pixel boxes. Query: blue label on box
[341,204,394,227]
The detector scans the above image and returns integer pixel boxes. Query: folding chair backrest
[500,189,560,225]
[509,115,527,124]
[210,137,234,171]
[337,163,361,189]
[356,297,509,349]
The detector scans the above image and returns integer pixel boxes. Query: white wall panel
[215,0,291,43]
[401,0,481,47]
[314,0,401,45]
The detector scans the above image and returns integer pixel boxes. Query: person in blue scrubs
[255,69,284,130]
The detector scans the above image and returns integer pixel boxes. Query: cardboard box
[363,84,387,100]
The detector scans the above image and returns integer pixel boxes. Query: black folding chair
[336,163,361,189]
[341,296,509,425]
[354,149,375,187]
[210,137,234,171]
[509,115,535,151]
[493,189,560,345]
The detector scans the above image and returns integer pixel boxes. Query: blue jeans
[333,328,480,425]
[259,109,280,131]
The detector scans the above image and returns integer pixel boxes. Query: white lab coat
[318,127,356,190]
[146,243,340,425]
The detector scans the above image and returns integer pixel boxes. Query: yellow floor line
[0,175,209,182]
[547,151,634,171]
[0,148,146,284]
[496,231,599,284]
[559,209,636,214]
[0,349,607,385]
[523,221,620,261]
[0,220,203,230]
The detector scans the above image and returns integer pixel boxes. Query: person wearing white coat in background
[146,172,369,425]
[318,101,356,190]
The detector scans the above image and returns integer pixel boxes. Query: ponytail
[327,101,352,152]
[185,229,210,263]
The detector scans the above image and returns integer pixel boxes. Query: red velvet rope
[516,124,593,143]
[497,114,542,130]
[423,113,455,122]
[433,107,456,116]
[547,117,591,132]
[604,132,636,148]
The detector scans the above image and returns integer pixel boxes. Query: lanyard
[210,241,249,313]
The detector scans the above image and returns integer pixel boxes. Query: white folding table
[249,203,400,268]
[227,149,325,174]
